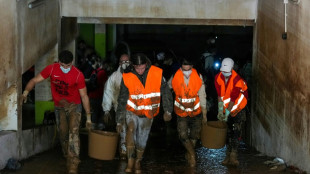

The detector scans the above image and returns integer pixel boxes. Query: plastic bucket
[201,121,227,149]
[88,130,119,160]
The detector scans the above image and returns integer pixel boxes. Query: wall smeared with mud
[252,0,310,172]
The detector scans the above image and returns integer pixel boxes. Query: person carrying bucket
[21,50,92,174]
[102,53,131,160]
[214,57,248,166]
[116,53,173,173]
[168,57,208,167]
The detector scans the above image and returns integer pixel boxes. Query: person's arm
[116,79,129,124]
[79,87,91,114]
[24,73,45,92]
[102,75,114,112]
[161,77,173,114]
[79,87,92,128]
[198,74,207,110]
[198,75,207,123]
[22,73,45,103]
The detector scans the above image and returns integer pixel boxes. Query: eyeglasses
[120,60,130,64]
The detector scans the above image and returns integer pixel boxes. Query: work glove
[202,108,207,124]
[86,113,92,130]
[218,102,224,113]
[223,109,230,122]
[217,112,225,121]
[103,111,111,124]
[163,111,172,122]
[116,123,123,133]
[217,101,225,121]
[21,90,29,104]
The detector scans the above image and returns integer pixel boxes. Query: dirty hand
[103,111,111,124]
[21,90,29,104]
[86,113,92,130]
[163,111,172,122]
[223,109,230,122]
[202,109,207,124]
[116,123,123,133]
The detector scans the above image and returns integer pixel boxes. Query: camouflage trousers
[226,110,246,151]
[55,103,82,159]
[177,114,202,143]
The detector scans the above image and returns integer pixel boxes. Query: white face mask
[222,72,231,77]
[121,63,129,70]
[183,70,192,78]
[60,66,71,74]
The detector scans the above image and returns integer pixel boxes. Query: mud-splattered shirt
[40,63,86,106]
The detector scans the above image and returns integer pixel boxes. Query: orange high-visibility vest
[216,70,247,116]
[172,68,202,117]
[123,65,162,118]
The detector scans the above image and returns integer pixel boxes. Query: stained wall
[252,0,310,172]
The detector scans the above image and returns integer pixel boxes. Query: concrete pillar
[34,47,58,125]
[95,24,107,59]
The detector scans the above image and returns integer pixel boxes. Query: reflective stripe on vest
[216,70,247,117]
[130,92,161,100]
[172,68,202,117]
[123,65,162,118]
[174,100,200,112]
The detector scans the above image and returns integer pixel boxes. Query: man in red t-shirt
[21,50,91,174]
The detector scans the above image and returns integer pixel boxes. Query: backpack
[86,69,98,91]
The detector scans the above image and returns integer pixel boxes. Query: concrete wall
[17,0,59,72]
[0,0,75,170]
[252,0,310,172]
[0,0,18,131]
[0,126,56,169]
[62,0,257,25]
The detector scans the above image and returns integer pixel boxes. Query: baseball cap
[220,58,234,72]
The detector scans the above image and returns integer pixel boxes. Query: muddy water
[1,126,300,174]
[79,128,297,174]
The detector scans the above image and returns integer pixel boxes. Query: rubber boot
[135,149,144,174]
[125,146,135,173]
[221,150,230,165]
[229,150,239,166]
[125,158,135,173]
[120,149,127,160]
[67,157,80,174]
[183,141,196,167]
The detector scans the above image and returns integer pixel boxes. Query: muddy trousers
[55,104,82,172]
[119,123,127,159]
[223,110,246,166]
[125,111,153,173]
[177,114,202,167]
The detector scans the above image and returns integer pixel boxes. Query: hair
[59,50,73,64]
[131,53,147,65]
[180,57,193,66]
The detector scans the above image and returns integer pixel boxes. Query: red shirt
[40,63,86,106]
[88,68,108,99]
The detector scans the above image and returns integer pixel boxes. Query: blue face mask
[60,66,71,74]
[222,72,231,77]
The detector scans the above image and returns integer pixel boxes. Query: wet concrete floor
[0,126,302,174]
